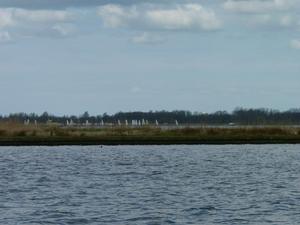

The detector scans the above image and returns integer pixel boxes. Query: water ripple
[1,145,300,224]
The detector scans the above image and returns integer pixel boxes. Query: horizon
[2,106,300,117]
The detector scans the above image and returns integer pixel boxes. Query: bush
[14,130,27,137]
[0,130,6,136]
[31,130,37,136]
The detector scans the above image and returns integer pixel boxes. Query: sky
[0,0,300,115]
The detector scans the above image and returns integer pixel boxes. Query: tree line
[1,108,300,125]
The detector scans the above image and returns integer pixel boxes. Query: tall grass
[0,122,299,142]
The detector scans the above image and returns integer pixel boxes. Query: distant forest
[2,108,300,125]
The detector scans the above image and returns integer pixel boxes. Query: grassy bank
[0,122,300,145]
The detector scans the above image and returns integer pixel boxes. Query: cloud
[0,9,15,28]
[130,86,142,94]
[223,0,296,13]
[131,32,166,44]
[13,9,73,23]
[0,8,72,27]
[246,13,297,28]
[249,14,272,25]
[223,0,299,30]
[97,4,138,28]
[279,15,293,27]
[145,4,221,30]
[52,23,76,36]
[98,4,222,31]
[0,0,172,9]
[0,8,74,41]
[0,31,11,42]
[290,39,300,49]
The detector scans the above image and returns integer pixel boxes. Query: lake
[1,145,300,224]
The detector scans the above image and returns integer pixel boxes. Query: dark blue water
[1,145,300,224]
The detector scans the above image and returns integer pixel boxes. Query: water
[1,145,300,224]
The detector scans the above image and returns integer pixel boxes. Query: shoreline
[1,137,300,146]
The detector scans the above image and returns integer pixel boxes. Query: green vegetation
[0,122,300,145]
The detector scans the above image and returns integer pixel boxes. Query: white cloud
[290,39,300,49]
[0,31,11,42]
[145,4,221,30]
[0,9,14,28]
[0,8,72,27]
[52,23,76,36]
[224,0,296,13]
[223,0,299,30]
[249,14,273,25]
[98,4,221,31]
[130,86,142,94]
[0,0,172,9]
[132,32,165,44]
[13,9,72,23]
[0,8,74,41]
[279,14,293,27]
[97,4,138,28]
[247,13,297,28]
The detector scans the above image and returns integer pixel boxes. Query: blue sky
[0,0,299,115]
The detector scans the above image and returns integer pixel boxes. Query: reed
[0,122,299,145]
